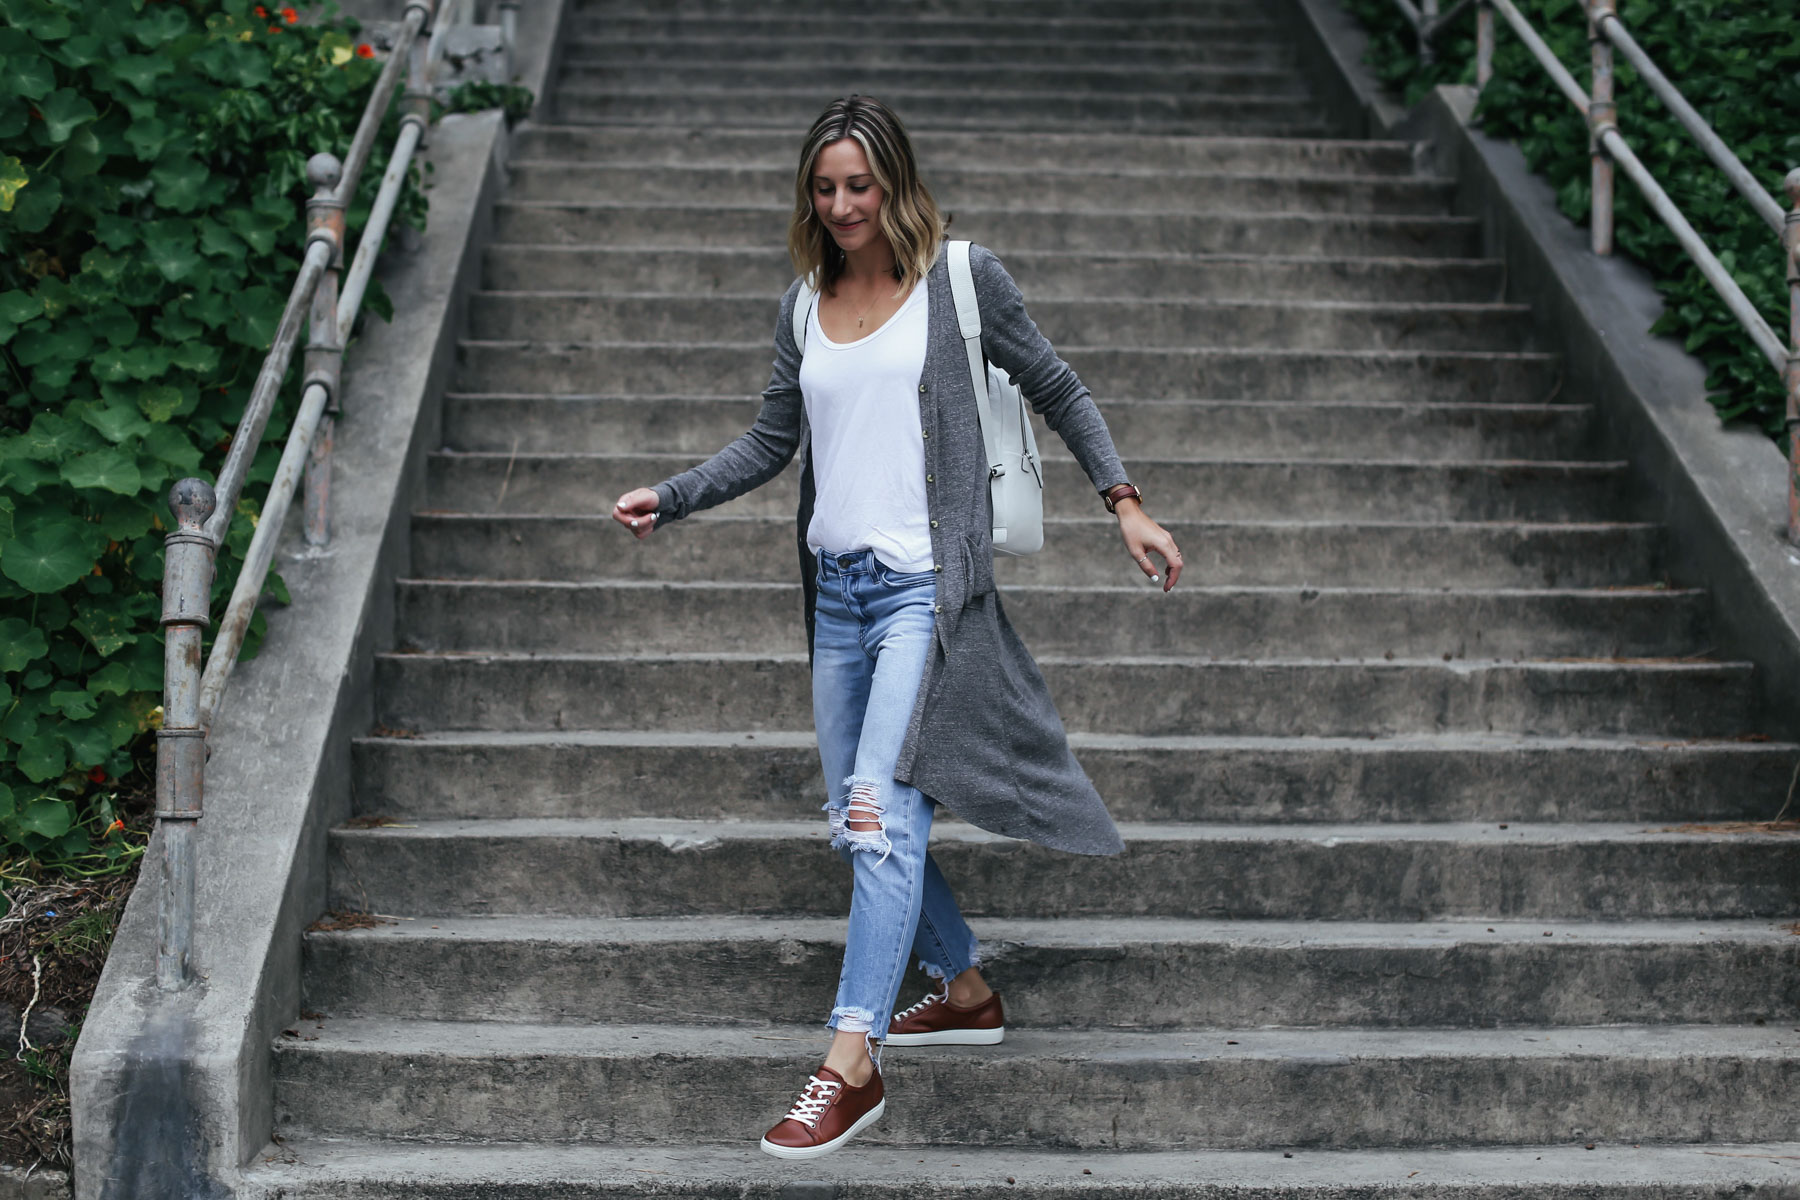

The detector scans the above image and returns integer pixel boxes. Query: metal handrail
[152,0,475,991]
[1383,0,1800,539]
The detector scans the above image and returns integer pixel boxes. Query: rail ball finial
[1785,167,1800,208]
[306,152,343,195]
[168,478,217,532]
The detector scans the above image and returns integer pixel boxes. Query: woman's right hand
[612,487,661,539]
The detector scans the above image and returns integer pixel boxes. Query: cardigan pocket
[961,533,995,602]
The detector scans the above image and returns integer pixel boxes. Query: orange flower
[355,43,374,58]
[105,818,125,836]
[281,6,298,21]
[268,24,281,32]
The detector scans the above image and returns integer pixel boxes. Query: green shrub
[0,0,426,874]
[1342,0,1800,441]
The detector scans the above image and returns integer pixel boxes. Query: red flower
[355,43,374,58]
[87,767,107,783]
[281,6,298,21]
[253,4,267,15]
[268,24,281,32]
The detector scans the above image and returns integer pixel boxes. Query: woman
[611,95,1182,1160]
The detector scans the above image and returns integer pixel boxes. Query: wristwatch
[1102,483,1143,514]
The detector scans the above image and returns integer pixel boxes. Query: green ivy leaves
[1344,0,1796,443]
[0,0,427,866]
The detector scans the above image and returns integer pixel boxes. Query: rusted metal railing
[1389,0,1800,541]
[153,0,484,991]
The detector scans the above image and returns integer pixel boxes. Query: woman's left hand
[1115,501,1182,592]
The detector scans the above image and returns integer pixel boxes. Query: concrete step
[371,654,1757,739]
[237,1139,1800,1200]
[351,730,1793,824]
[325,818,1799,921]
[272,1019,1800,1147]
[475,246,1503,307]
[453,341,1559,402]
[504,163,1451,216]
[423,454,1622,523]
[407,515,1663,589]
[392,581,1709,660]
[441,397,1587,461]
[558,35,1300,70]
[552,88,1326,134]
[481,248,1506,304]
[465,295,1529,353]
[508,128,1415,175]
[562,14,1284,43]
[556,63,1314,98]
[302,914,1800,1029]
[492,203,1484,257]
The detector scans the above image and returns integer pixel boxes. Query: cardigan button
[933,604,942,613]
[921,430,929,439]
[933,564,941,572]
[919,384,928,393]
[930,520,939,529]
[926,474,934,483]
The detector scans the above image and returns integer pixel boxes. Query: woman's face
[811,138,886,255]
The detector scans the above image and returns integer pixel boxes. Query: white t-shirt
[799,280,935,573]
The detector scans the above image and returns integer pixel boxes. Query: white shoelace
[782,1074,843,1129]
[894,987,948,1023]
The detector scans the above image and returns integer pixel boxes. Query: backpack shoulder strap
[947,241,1000,471]
[792,275,818,352]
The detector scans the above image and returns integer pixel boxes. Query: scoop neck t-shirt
[799,279,935,573]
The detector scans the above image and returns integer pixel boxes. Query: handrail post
[155,478,217,991]
[1475,0,1494,91]
[1418,0,1440,65]
[498,0,520,85]
[1587,0,1617,255]
[1784,169,1800,544]
[302,155,346,546]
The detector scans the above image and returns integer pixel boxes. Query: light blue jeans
[811,548,982,1044]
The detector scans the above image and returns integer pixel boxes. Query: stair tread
[277,1017,1798,1060]
[304,912,1799,947]
[240,1138,1800,1193]
[330,817,1789,845]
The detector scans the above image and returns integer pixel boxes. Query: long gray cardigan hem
[652,243,1129,856]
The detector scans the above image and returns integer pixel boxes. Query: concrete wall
[1285,0,1800,738]
[65,4,569,1196]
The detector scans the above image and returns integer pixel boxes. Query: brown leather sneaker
[758,1065,886,1160]
[886,986,1006,1046]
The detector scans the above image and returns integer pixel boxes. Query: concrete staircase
[248,0,1800,1194]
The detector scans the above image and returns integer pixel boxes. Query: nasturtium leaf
[93,213,139,250]
[141,424,202,470]
[0,494,13,545]
[236,285,285,348]
[0,458,59,497]
[10,171,60,232]
[39,88,98,143]
[111,53,176,94]
[75,397,152,444]
[19,412,100,461]
[62,717,113,767]
[16,796,73,837]
[0,290,40,324]
[63,447,143,495]
[198,217,247,262]
[11,321,93,368]
[129,3,192,48]
[94,493,155,542]
[5,55,55,100]
[122,115,172,161]
[137,384,187,423]
[9,5,72,41]
[0,156,30,212]
[49,33,103,67]
[221,205,283,256]
[87,694,146,752]
[0,617,49,672]
[49,689,97,720]
[71,601,137,657]
[0,696,39,743]
[151,152,209,212]
[86,661,132,696]
[118,342,175,380]
[144,228,203,282]
[62,124,104,178]
[170,342,218,373]
[1,512,103,592]
[87,304,138,346]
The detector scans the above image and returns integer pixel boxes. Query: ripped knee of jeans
[827,775,893,866]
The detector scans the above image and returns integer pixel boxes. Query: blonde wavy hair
[787,96,945,296]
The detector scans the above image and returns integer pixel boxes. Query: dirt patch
[305,910,394,933]
[1655,821,1800,835]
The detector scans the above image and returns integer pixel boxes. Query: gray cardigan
[652,243,1128,855]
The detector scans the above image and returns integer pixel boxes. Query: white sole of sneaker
[758,1098,887,1160]
[883,1026,1005,1047]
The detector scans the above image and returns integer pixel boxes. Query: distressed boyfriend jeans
[811,548,982,1044]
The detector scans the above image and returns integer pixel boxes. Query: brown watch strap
[1103,483,1142,514]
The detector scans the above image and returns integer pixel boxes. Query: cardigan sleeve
[968,244,1129,496]
[652,278,807,523]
